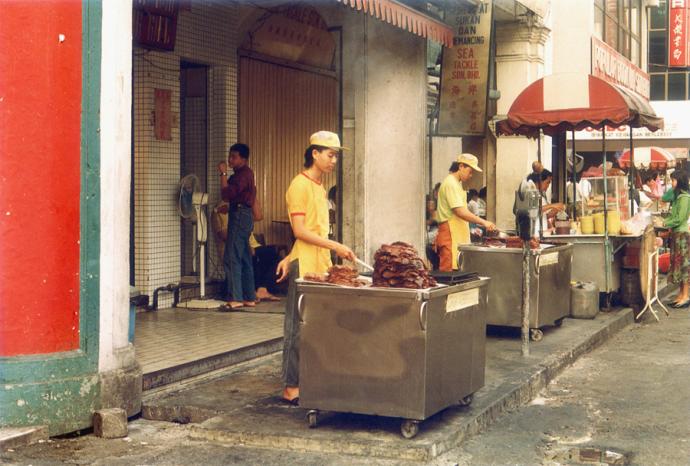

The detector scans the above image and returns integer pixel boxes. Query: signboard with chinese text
[591,37,650,99]
[669,0,690,67]
[438,1,492,136]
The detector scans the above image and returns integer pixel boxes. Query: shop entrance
[239,55,339,250]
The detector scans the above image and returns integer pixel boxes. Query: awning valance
[496,73,664,138]
[337,0,453,47]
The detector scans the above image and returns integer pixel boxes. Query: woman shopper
[275,131,356,405]
[664,170,690,308]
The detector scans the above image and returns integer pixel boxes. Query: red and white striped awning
[619,146,676,170]
[337,0,453,46]
[496,73,664,138]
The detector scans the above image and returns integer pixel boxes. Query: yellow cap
[457,153,482,172]
[309,131,348,151]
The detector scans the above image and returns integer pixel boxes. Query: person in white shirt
[467,189,480,216]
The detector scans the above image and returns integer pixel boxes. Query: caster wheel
[400,419,420,439]
[554,318,564,327]
[306,410,318,428]
[458,394,474,406]
[530,328,544,342]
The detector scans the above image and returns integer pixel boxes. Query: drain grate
[544,446,631,465]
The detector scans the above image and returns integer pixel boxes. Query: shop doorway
[180,62,209,279]
[239,55,339,250]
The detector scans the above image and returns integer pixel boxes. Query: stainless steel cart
[296,278,489,438]
[459,243,572,341]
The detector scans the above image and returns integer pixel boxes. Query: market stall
[296,243,489,438]
[496,73,664,302]
[459,242,572,341]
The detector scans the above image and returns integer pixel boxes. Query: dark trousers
[253,246,280,293]
[224,206,256,302]
[281,260,300,386]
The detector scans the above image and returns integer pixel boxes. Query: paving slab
[142,308,634,462]
[0,426,48,452]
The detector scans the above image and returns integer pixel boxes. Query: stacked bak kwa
[372,242,437,289]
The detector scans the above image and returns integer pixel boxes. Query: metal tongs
[353,257,374,272]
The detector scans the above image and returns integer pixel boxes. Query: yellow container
[580,215,594,234]
[607,210,621,235]
[593,212,605,234]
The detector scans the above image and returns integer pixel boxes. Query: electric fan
[176,174,226,309]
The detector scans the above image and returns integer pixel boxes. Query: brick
[93,408,128,439]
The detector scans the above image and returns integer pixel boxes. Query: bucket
[570,281,599,319]
[593,213,605,234]
[620,269,642,305]
[607,210,621,235]
[580,216,593,234]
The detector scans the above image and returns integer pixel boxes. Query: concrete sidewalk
[142,308,634,462]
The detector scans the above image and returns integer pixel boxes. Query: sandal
[258,294,281,302]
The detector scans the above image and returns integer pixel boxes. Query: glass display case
[574,176,631,220]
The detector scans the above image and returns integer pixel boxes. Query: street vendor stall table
[459,243,571,341]
[296,277,489,438]
[496,73,664,307]
[546,233,640,294]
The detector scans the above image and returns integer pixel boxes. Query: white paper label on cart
[539,252,559,267]
[446,288,479,313]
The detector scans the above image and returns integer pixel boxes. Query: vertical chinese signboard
[669,0,689,67]
[438,1,492,136]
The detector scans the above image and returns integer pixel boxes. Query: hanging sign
[437,1,492,136]
[669,0,690,67]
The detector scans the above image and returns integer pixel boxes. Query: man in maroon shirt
[217,143,257,309]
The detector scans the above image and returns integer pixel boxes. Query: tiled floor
[135,303,284,375]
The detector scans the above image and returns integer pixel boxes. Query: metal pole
[629,126,635,216]
[603,127,611,299]
[521,242,530,356]
[572,130,577,220]
[537,130,543,238]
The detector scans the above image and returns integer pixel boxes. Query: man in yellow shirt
[276,130,356,404]
[436,153,496,271]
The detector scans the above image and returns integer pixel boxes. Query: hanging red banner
[669,0,689,67]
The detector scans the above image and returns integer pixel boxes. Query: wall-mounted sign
[591,37,650,99]
[577,101,690,140]
[241,5,335,70]
[437,1,492,136]
[669,0,690,67]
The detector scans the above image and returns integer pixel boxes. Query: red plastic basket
[659,252,670,274]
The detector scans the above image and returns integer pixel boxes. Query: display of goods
[304,265,368,287]
[503,236,540,249]
[372,242,437,289]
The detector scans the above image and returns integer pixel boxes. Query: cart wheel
[400,419,420,439]
[306,410,318,428]
[554,318,564,327]
[530,328,544,342]
[458,394,474,406]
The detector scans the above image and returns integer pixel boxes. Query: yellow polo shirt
[286,173,332,277]
[437,174,467,222]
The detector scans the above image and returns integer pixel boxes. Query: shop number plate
[446,288,479,313]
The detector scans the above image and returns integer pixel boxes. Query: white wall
[99,0,133,371]
[361,18,428,260]
[549,0,592,76]
[132,2,239,307]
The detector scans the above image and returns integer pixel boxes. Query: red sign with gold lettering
[669,0,689,67]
